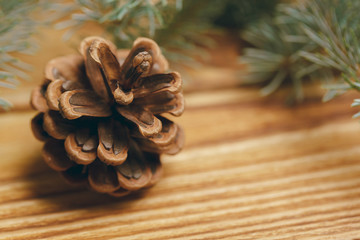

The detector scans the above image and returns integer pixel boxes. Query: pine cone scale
[116,146,153,191]
[97,119,129,166]
[90,41,123,92]
[45,54,86,84]
[43,140,74,171]
[131,72,181,98]
[59,90,112,119]
[84,50,112,103]
[43,111,74,140]
[30,85,49,112]
[88,161,121,193]
[116,105,163,137]
[65,133,97,165]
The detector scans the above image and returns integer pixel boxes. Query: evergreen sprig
[55,0,183,48]
[240,0,360,108]
[239,2,327,103]
[0,0,41,110]
[154,0,223,66]
[293,0,360,115]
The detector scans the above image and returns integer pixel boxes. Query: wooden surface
[1,31,360,239]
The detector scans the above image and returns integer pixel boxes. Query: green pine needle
[55,0,183,48]
[239,4,321,103]
[292,0,360,117]
[240,0,360,106]
[0,0,41,110]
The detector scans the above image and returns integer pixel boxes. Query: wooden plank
[1,85,360,239]
[1,25,360,239]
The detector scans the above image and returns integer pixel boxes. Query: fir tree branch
[239,0,360,104]
[239,3,323,103]
[290,0,360,116]
[0,0,42,110]
[154,0,222,66]
[55,0,183,48]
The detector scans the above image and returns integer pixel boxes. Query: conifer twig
[54,0,183,47]
[239,3,322,103]
[0,0,43,110]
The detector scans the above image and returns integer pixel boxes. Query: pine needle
[0,0,41,110]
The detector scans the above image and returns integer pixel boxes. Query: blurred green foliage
[240,0,360,105]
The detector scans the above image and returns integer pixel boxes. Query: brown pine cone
[30,37,184,197]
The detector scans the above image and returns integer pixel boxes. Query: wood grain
[2,29,360,239]
[1,85,360,239]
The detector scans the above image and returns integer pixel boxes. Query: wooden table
[1,30,360,239]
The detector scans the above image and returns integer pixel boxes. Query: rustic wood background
[1,28,360,240]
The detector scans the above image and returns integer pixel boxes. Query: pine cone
[30,37,184,197]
